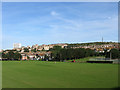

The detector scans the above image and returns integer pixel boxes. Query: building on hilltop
[13,43,21,49]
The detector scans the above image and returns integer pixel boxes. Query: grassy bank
[2,61,118,88]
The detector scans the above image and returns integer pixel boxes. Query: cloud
[106,16,112,19]
[2,2,118,49]
[47,14,118,43]
[50,11,59,16]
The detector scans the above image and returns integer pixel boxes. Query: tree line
[2,51,22,61]
[50,46,99,61]
[1,46,120,61]
[67,42,117,47]
[104,48,120,59]
[50,46,120,61]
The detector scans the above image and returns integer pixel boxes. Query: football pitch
[2,61,118,88]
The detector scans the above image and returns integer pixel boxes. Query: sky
[2,2,118,49]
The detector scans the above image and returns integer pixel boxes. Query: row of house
[71,43,119,53]
[32,43,68,50]
[20,51,51,60]
[12,42,119,53]
[1,42,119,60]
[13,43,68,52]
[1,43,68,60]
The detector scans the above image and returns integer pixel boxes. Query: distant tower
[102,37,103,42]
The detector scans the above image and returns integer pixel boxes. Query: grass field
[2,61,118,88]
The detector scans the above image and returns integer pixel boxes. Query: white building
[13,43,21,49]
[44,45,50,50]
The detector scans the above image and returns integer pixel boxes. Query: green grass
[67,56,105,62]
[2,61,118,88]
[68,57,90,62]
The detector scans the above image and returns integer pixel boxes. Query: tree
[2,51,22,60]
[2,52,6,58]
[14,52,22,60]
[50,46,62,61]
[6,51,15,60]
[32,48,37,52]
[105,49,119,59]
[110,49,119,59]
[51,46,97,61]
[44,54,49,61]
[85,48,94,57]
[24,48,29,52]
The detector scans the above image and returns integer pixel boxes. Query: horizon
[2,2,118,49]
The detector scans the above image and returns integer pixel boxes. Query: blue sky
[2,2,118,49]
